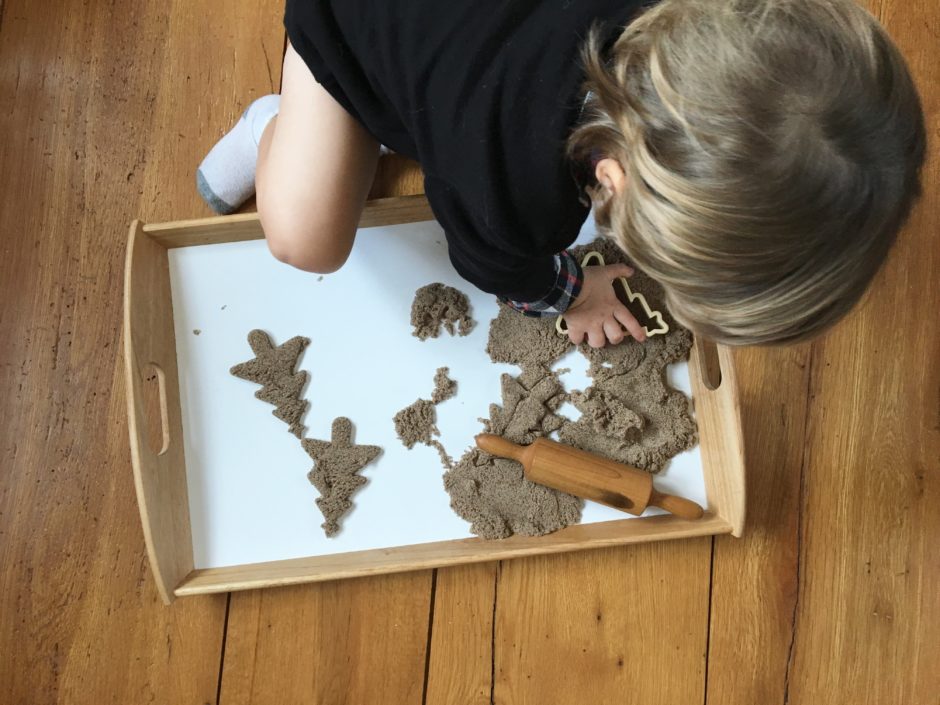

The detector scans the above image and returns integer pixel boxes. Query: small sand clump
[411,283,474,340]
[431,367,457,404]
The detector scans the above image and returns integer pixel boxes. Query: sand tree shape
[230,329,309,438]
[302,417,382,537]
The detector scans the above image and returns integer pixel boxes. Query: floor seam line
[215,592,232,705]
[489,562,500,705]
[702,536,717,705]
[421,569,438,705]
[782,350,816,704]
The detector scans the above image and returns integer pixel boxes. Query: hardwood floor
[1,0,936,703]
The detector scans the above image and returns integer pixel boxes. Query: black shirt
[284,0,646,301]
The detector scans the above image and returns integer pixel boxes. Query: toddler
[197,0,925,347]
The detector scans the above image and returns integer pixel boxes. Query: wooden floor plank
[219,573,433,704]
[707,1,939,701]
[370,154,425,200]
[704,345,813,703]
[138,0,284,222]
[425,563,498,705]
[0,0,281,701]
[784,0,940,699]
[491,542,712,705]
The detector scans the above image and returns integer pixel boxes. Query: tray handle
[124,220,194,604]
[695,336,722,391]
[689,336,747,536]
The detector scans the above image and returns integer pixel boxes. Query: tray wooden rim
[124,194,746,604]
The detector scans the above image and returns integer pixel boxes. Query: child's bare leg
[256,44,379,273]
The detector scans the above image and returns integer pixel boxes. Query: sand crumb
[428,440,454,470]
[411,283,475,340]
[393,399,438,448]
[393,398,454,469]
[431,367,457,404]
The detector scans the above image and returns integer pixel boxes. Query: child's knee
[260,209,353,274]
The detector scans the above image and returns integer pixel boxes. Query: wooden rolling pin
[475,434,704,520]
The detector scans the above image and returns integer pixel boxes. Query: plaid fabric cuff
[500,251,584,317]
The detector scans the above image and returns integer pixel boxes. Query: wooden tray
[124,194,746,605]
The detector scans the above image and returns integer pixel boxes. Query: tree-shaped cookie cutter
[555,251,670,338]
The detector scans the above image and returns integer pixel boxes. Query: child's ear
[595,158,627,196]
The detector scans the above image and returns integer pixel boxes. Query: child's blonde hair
[568,0,925,345]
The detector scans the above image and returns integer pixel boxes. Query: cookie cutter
[555,251,669,338]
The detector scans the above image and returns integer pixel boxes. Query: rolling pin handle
[649,489,705,520]
[475,434,527,463]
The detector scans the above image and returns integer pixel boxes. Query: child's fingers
[603,318,625,345]
[614,307,646,342]
[605,263,634,279]
[565,321,586,346]
[586,324,607,349]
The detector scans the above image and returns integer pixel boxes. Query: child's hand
[564,264,646,347]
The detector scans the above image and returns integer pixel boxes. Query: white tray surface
[168,217,705,569]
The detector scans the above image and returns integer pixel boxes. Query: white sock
[196,94,280,215]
